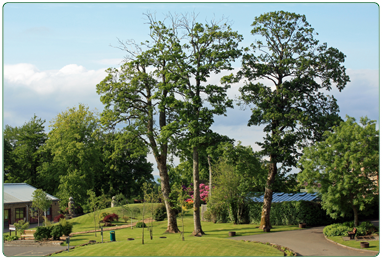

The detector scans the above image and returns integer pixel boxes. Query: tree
[4,115,47,187]
[210,142,266,224]
[96,132,153,199]
[37,105,103,207]
[298,116,379,226]
[86,190,108,237]
[32,189,51,227]
[96,30,181,233]
[225,11,350,229]
[146,13,243,236]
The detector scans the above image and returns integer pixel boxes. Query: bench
[21,229,36,240]
[348,227,357,239]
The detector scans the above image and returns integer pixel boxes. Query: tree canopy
[298,116,379,226]
[4,115,47,187]
[224,11,350,228]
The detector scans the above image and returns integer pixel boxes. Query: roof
[4,183,59,204]
[250,192,319,203]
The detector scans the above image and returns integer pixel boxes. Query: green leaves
[298,116,379,224]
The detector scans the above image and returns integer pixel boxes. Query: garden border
[324,235,379,254]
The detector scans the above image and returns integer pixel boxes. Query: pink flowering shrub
[182,183,211,204]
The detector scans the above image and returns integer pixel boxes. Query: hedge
[248,201,340,226]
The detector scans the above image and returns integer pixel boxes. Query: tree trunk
[259,159,277,229]
[352,202,359,227]
[207,155,212,199]
[192,146,205,236]
[157,159,180,233]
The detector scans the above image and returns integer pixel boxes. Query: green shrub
[59,219,73,236]
[356,221,377,236]
[51,225,64,240]
[14,220,29,236]
[136,222,146,228]
[342,221,354,228]
[323,224,351,237]
[153,204,167,221]
[4,235,19,241]
[122,216,129,223]
[34,226,53,241]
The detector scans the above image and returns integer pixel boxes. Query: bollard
[101,227,103,243]
[66,237,70,252]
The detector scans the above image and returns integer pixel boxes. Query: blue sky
[3,2,380,175]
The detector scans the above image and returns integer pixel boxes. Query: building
[250,192,320,203]
[4,183,60,227]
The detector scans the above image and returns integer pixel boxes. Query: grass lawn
[47,205,302,256]
[326,236,379,252]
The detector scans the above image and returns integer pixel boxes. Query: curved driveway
[229,226,379,256]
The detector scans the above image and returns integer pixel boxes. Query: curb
[324,235,379,254]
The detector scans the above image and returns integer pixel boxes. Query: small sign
[9,225,15,231]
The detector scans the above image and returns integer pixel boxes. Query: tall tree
[225,11,350,229]
[298,116,379,226]
[146,13,243,236]
[4,115,47,187]
[37,104,102,207]
[96,42,182,233]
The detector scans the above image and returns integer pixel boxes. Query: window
[15,208,25,220]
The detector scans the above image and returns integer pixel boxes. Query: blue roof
[251,192,319,203]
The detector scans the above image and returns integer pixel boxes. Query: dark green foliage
[34,226,53,241]
[51,225,63,240]
[136,222,147,228]
[248,201,337,226]
[4,115,47,187]
[153,204,167,221]
[59,219,73,236]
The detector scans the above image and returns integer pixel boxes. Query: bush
[324,221,378,237]
[51,225,63,240]
[122,216,129,223]
[103,213,119,222]
[4,235,19,241]
[154,204,167,221]
[14,220,29,236]
[357,221,378,236]
[323,224,351,237]
[59,219,73,236]
[136,222,146,228]
[34,226,53,241]
[54,214,65,223]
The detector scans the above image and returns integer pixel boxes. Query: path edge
[324,235,379,255]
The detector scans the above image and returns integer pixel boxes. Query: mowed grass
[48,205,302,256]
[53,237,283,257]
[327,236,379,252]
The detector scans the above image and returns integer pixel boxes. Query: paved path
[3,245,74,257]
[229,226,379,256]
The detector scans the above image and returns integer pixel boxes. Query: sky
[2,2,380,176]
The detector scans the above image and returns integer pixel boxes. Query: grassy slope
[50,205,301,256]
[327,236,379,252]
